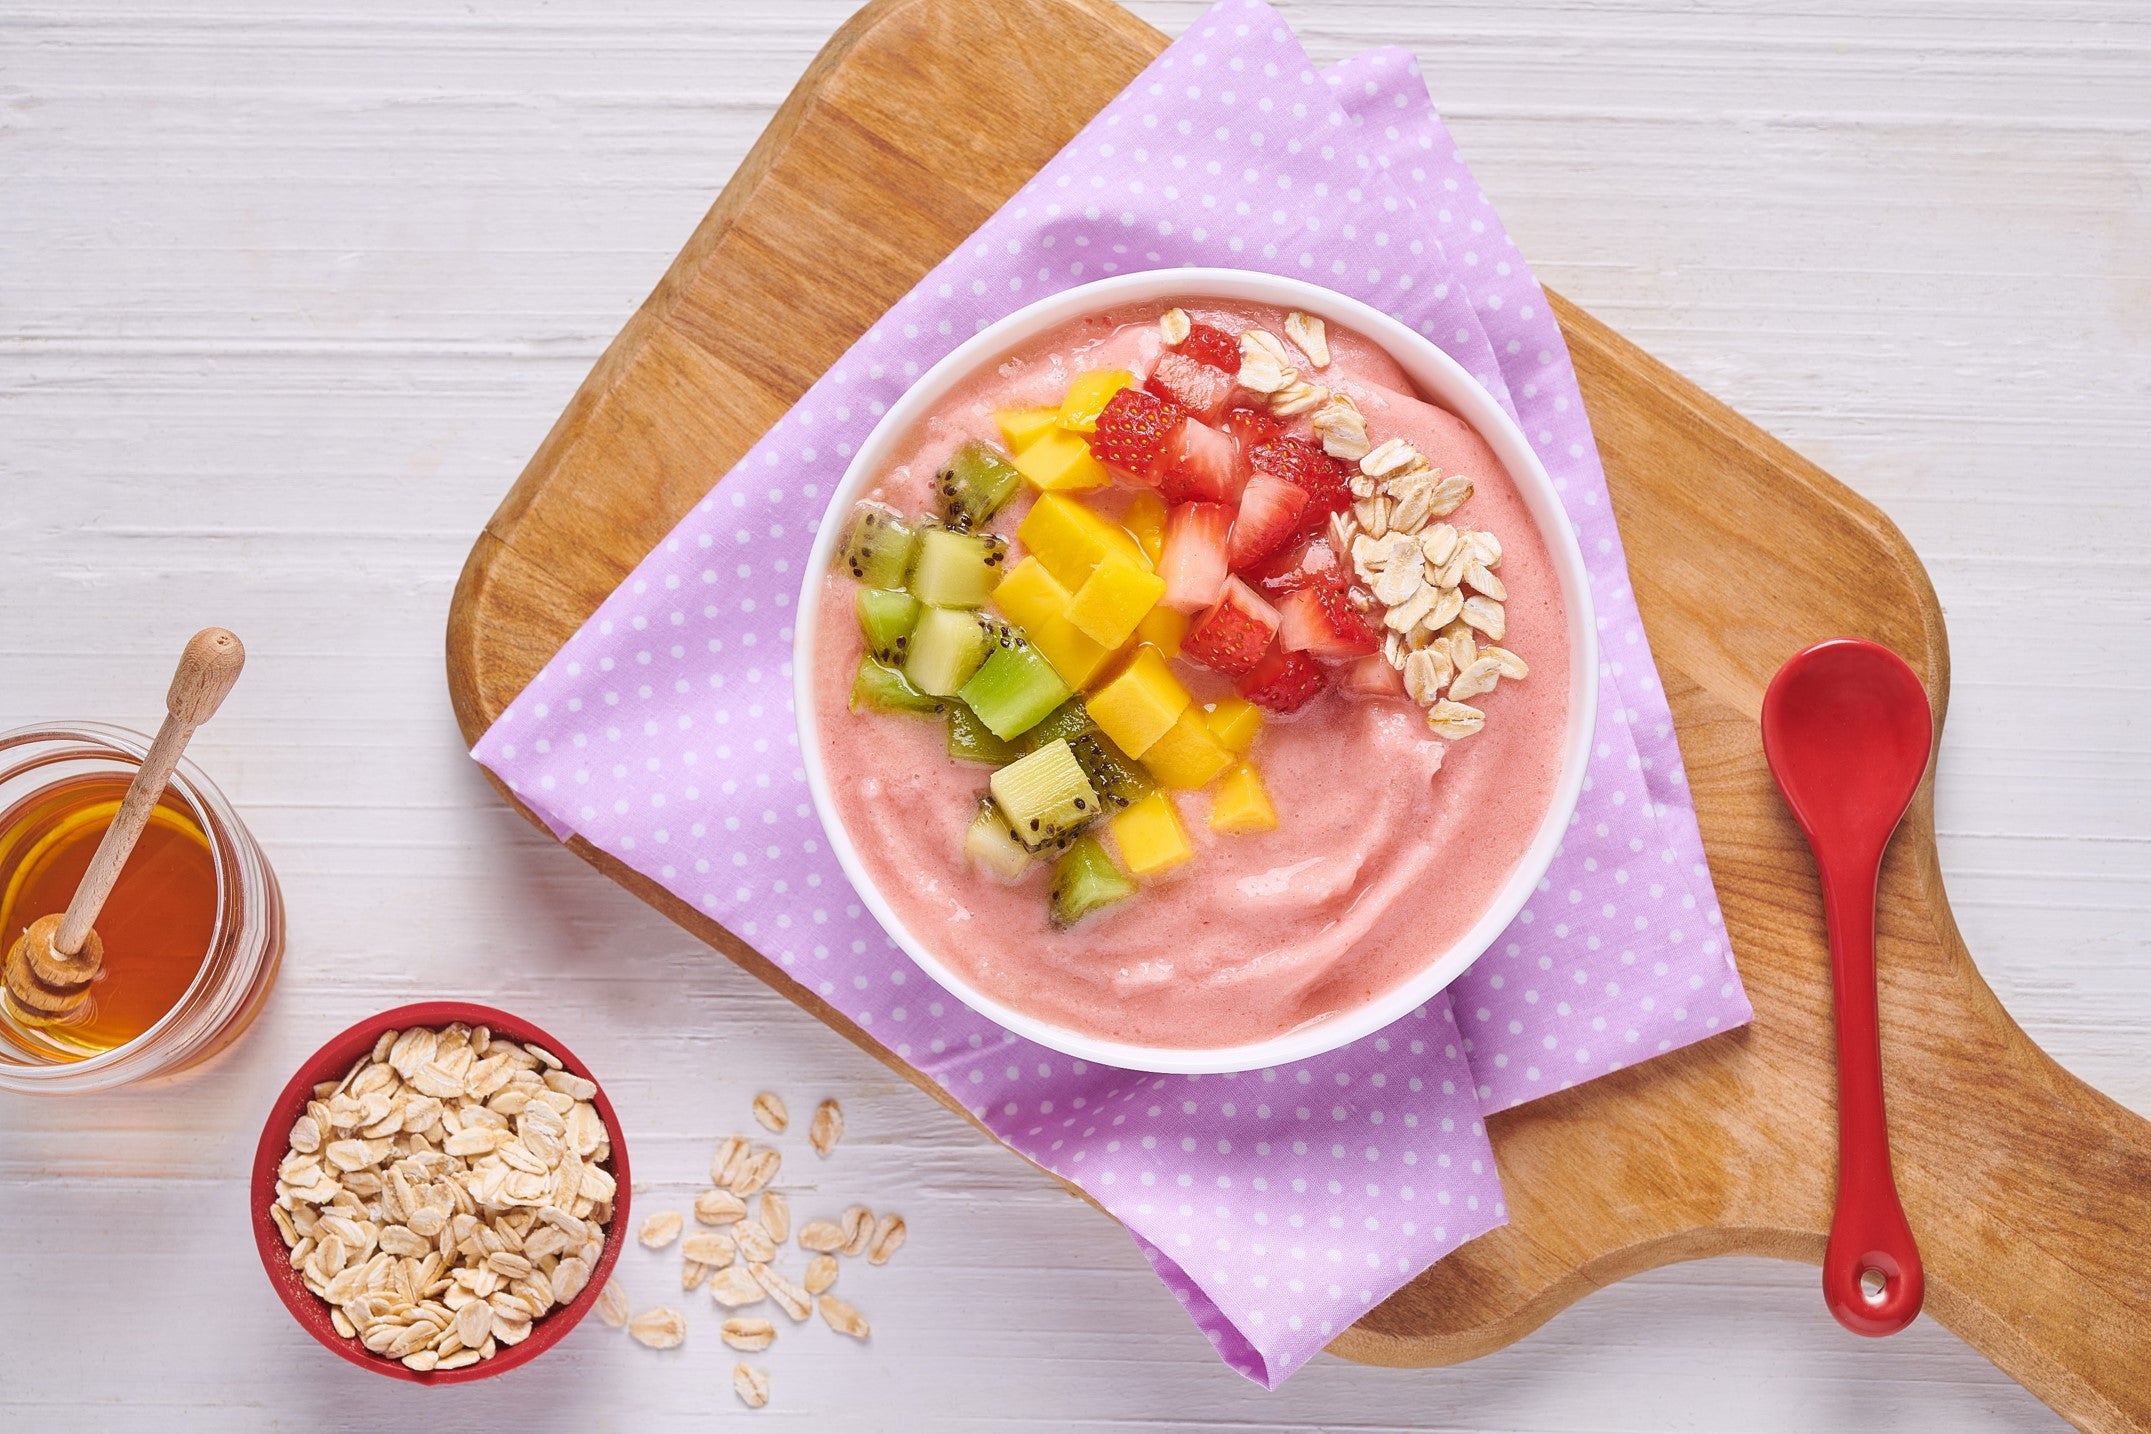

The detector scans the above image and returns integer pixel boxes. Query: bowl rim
[248,1001,632,1385]
[794,267,1600,1073]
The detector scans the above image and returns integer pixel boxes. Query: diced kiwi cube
[1024,697,1097,753]
[958,630,1071,741]
[936,440,1024,531]
[948,701,1021,766]
[1049,834,1137,927]
[856,588,921,665]
[850,656,943,716]
[990,739,1101,853]
[1067,727,1156,811]
[838,503,918,589]
[903,606,993,697]
[963,797,1032,882]
[909,526,1009,608]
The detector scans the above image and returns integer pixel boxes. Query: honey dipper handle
[53,629,245,956]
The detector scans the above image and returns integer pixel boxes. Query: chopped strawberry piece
[1151,417,1247,504]
[1250,437,1355,531]
[1240,536,1339,595]
[1089,386,1185,480]
[1277,576,1381,660]
[1217,402,1286,449]
[1340,653,1405,698]
[1157,501,1233,613]
[1182,577,1280,677]
[1145,351,1235,424]
[1238,646,1330,714]
[1177,321,1241,373]
[1227,474,1309,571]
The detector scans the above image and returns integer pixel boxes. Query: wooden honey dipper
[3,628,245,1024]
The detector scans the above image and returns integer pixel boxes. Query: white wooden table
[2,1,2144,1427]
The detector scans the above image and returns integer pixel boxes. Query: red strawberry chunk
[1089,386,1185,480]
[1277,575,1381,660]
[1340,653,1404,698]
[1177,321,1241,373]
[1238,646,1329,714]
[1241,535,1341,595]
[1250,437,1355,531]
[1216,402,1286,449]
[1145,351,1235,424]
[1181,577,1280,678]
[1158,501,1233,613]
[1227,474,1309,571]
[1151,417,1247,504]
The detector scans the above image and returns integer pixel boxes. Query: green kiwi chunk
[838,503,918,589]
[948,701,1021,766]
[1066,727,1155,811]
[957,629,1071,741]
[962,797,1032,882]
[903,606,992,698]
[989,739,1101,853]
[1023,697,1097,752]
[935,440,1024,531]
[1048,834,1136,928]
[856,588,921,665]
[908,526,1009,608]
[850,656,943,716]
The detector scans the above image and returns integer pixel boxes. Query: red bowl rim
[249,1001,632,1385]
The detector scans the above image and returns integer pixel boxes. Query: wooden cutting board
[443,0,2151,1425]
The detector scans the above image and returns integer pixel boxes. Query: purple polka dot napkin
[472,0,1751,1386]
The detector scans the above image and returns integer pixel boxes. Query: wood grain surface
[4,1,2145,1429]
[441,0,2151,1426]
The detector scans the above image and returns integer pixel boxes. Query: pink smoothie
[811,301,1570,1050]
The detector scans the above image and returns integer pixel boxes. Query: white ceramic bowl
[796,268,1599,1073]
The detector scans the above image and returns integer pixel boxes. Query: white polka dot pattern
[473,0,1751,1386]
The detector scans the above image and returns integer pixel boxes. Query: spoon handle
[1818,840,1925,1335]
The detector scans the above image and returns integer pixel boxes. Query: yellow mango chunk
[1057,369,1135,434]
[1018,493,1150,589]
[1208,763,1278,833]
[992,556,1069,632]
[1141,707,1234,791]
[1135,605,1188,660]
[1111,791,1194,878]
[1086,646,1190,758]
[1124,491,1170,564]
[1068,557,1166,649]
[995,406,1063,454]
[1025,612,1114,689]
[1205,696,1264,755]
[1011,427,1111,493]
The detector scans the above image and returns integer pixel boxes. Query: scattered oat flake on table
[797,1219,845,1253]
[695,1188,747,1226]
[730,1145,781,1196]
[838,1205,874,1257]
[803,1254,839,1295]
[733,1363,770,1410]
[710,1135,748,1187]
[681,1258,716,1291]
[627,1307,687,1350]
[818,1295,870,1341]
[710,1264,765,1309]
[808,1099,843,1157]
[751,1263,814,1322]
[637,1210,683,1249]
[866,1213,906,1266]
[721,1316,777,1353]
[751,1091,789,1133]
[683,1230,736,1267]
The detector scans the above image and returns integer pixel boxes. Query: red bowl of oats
[249,1001,631,1384]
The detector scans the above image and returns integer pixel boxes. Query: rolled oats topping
[1426,699,1487,740]
[1284,310,1330,368]
[1236,327,1294,394]
[266,1024,616,1374]
[1311,393,1370,461]
[1267,378,1328,417]
[1157,306,1192,347]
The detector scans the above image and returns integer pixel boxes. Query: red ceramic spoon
[1761,638,1932,1336]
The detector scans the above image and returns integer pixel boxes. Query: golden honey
[0,773,219,1057]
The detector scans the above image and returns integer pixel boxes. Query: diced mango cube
[1058,369,1136,434]
[1067,557,1166,649]
[1018,493,1150,589]
[1024,611,1114,689]
[1208,763,1278,832]
[1124,491,1170,564]
[1135,604,1188,660]
[1205,696,1263,755]
[1086,646,1190,757]
[1011,427,1111,493]
[1111,791,1193,878]
[1141,707,1234,791]
[994,406,1063,454]
[992,556,1069,632]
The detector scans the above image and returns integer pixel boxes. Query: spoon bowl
[1762,637,1933,1337]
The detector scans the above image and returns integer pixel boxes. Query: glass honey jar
[0,722,282,1092]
